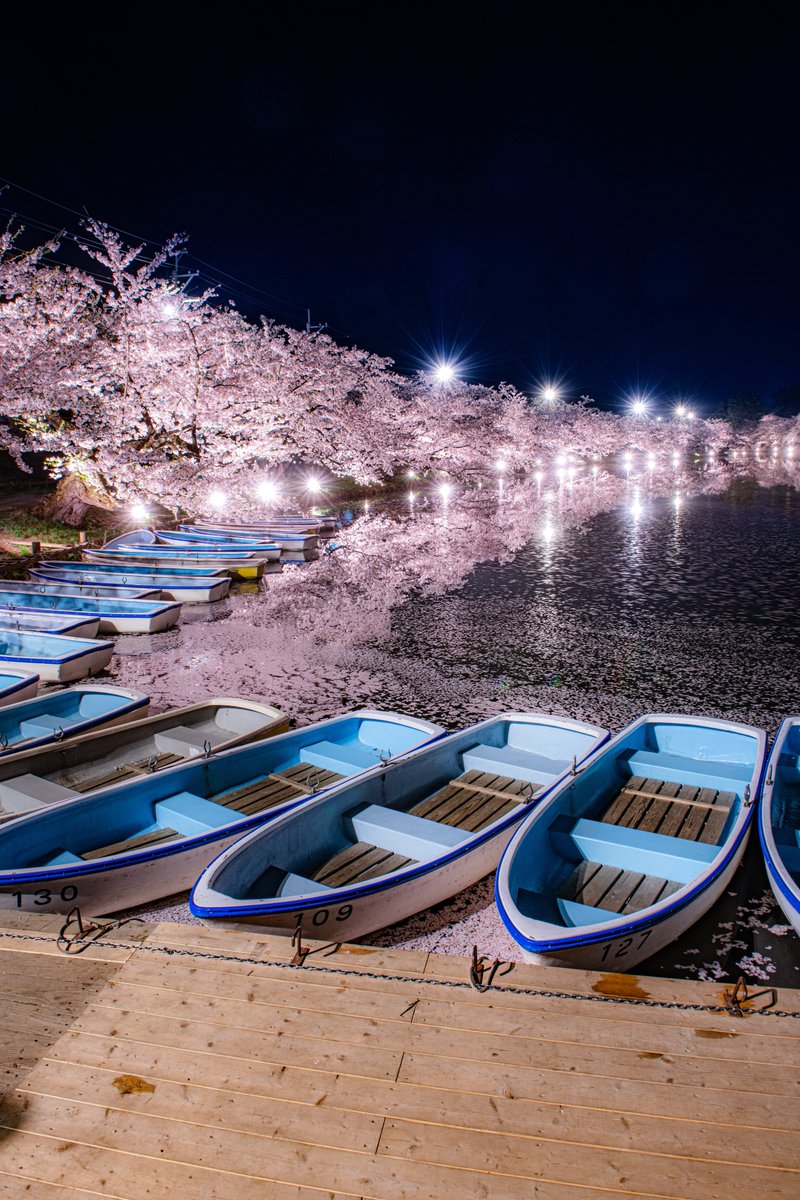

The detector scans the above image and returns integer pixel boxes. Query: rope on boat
[1,925,795,1018]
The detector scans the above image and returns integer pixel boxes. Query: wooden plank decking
[0,914,798,1199]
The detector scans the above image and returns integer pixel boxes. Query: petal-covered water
[114,471,800,984]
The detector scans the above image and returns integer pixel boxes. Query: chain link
[2,927,797,1018]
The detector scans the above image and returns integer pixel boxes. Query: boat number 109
[10,886,78,908]
[599,928,652,961]
[297,905,353,927]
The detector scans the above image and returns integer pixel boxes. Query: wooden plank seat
[311,841,416,888]
[213,764,344,817]
[602,775,735,844]
[71,752,184,793]
[410,769,534,833]
[81,826,180,860]
[556,858,682,915]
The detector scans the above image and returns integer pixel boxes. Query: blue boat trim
[0,674,39,700]
[0,711,447,887]
[190,775,557,920]
[495,810,756,952]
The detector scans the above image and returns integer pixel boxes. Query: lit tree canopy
[0,220,787,517]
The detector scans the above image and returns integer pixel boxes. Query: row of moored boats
[0,687,796,969]
[0,515,335,681]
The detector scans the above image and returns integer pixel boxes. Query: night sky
[2,4,798,411]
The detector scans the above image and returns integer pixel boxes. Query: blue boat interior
[769,721,800,882]
[0,590,164,617]
[198,718,603,907]
[503,720,759,929]
[36,562,224,578]
[0,630,97,659]
[0,689,138,748]
[0,714,441,871]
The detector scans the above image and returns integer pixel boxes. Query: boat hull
[84,550,265,579]
[495,713,766,971]
[0,638,115,682]
[758,716,800,938]
[516,830,751,970]
[31,569,230,604]
[0,672,39,708]
[191,713,609,940]
[201,819,523,941]
[0,709,444,915]
[0,591,181,635]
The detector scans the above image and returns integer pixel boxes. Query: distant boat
[192,515,336,535]
[0,629,116,682]
[33,558,229,578]
[0,578,162,600]
[0,588,182,635]
[0,697,289,821]
[758,717,800,937]
[84,546,267,579]
[156,530,283,559]
[0,611,101,638]
[0,709,444,914]
[179,525,319,552]
[0,670,39,708]
[0,684,148,756]
[31,566,230,605]
[190,712,608,941]
[495,714,767,970]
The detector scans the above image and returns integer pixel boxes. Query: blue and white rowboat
[0,589,181,635]
[31,567,230,605]
[180,525,318,552]
[157,530,282,559]
[0,697,289,821]
[0,670,39,708]
[495,714,767,970]
[0,579,161,600]
[0,684,148,755]
[190,712,608,941]
[0,611,100,638]
[0,709,444,915]
[0,629,116,682]
[34,559,228,578]
[758,717,800,937]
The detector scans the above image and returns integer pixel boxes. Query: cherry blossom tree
[0,218,791,522]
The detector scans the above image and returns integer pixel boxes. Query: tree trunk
[34,474,119,528]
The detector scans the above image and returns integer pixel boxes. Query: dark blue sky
[2,3,798,412]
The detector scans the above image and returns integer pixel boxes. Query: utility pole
[306,308,327,335]
[172,249,198,290]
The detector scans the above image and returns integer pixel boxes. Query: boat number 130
[10,886,78,908]
[599,928,652,961]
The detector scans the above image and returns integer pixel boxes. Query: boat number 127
[10,886,78,908]
[599,928,652,962]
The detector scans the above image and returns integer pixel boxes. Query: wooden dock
[1,912,798,1198]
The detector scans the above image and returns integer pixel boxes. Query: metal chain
[1,927,796,1018]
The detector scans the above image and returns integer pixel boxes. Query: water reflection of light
[629,491,643,521]
[647,454,655,469]
[407,491,415,504]
[541,520,556,542]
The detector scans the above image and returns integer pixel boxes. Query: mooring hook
[290,924,341,966]
[469,945,514,992]
[724,975,778,1017]
[305,768,322,793]
[203,738,213,759]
